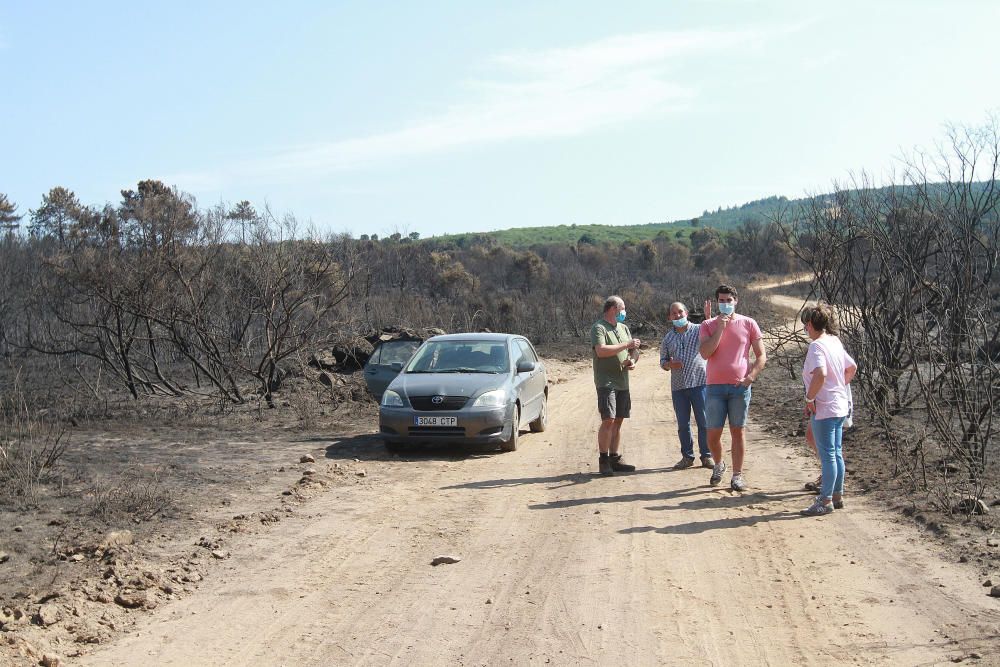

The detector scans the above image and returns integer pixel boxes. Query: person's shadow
[621,509,810,535]
[644,488,805,512]
[527,484,708,511]
[442,466,676,492]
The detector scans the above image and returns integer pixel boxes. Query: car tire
[500,406,520,452]
[529,394,548,433]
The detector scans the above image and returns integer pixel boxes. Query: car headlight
[381,390,404,407]
[472,389,507,407]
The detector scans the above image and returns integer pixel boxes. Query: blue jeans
[671,386,710,458]
[812,415,846,499]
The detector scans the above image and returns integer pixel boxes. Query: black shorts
[597,387,631,420]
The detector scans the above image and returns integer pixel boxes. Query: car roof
[425,333,525,343]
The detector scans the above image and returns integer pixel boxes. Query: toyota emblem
[431,395,444,404]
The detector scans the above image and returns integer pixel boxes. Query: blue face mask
[615,310,627,323]
[718,302,736,316]
[672,317,688,328]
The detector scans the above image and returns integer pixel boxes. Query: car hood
[390,372,507,398]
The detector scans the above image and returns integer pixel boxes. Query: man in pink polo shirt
[699,284,767,491]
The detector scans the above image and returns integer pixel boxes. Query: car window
[515,339,538,363]
[375,340,421,366]
[510,342,526,369]
[406,340,508,373]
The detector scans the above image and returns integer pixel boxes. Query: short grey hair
[603,295,624,313]
[669,301,687,314]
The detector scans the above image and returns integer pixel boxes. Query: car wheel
[529,395,548,433]
[500,406,520,452]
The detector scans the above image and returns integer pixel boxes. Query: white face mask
[718,302,735,316]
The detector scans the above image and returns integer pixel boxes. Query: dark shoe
[700,455,715,468]
[610,454,636,472]
[709,461,727,486]
[804,476,822,493]
[599,456,613,476]
[674,456,696,469]
[832,496,844,510]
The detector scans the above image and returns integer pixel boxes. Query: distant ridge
[429,182,997,248]
[430,194,792,247]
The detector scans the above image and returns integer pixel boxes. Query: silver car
[379,333,548,451]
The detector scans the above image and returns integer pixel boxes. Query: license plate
[415,416,458,426]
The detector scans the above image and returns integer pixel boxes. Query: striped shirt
[659,324,708,391]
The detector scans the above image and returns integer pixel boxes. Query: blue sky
[3,1,999,237]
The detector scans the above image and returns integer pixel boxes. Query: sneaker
[700,455,715,468]
[730,472,747,492]
[674,456,695,469]
[832,496,844,510]
[804,476,822,493]
[610,454,636,472]
[599,456,613,476]
[709,461,727,486]
[800,498,833,516]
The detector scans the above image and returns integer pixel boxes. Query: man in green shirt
[591,295,641,475]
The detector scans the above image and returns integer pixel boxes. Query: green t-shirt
[591,319,631,390]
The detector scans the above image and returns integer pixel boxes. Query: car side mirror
[516,360,536,373]
[390,362,403,372]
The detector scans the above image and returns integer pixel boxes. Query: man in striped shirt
[659,302,714,469]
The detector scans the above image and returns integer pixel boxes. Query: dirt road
[77,345,1000,666]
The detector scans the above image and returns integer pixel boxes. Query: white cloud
[170,29,764,190]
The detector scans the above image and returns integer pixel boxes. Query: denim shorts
[705,384,751,429]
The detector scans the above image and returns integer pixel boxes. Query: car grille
[409,396,468,411]
[408,427,465,437]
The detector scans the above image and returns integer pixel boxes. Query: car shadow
[323,433,503,462]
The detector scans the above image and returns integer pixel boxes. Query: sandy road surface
[81,313,1000,665]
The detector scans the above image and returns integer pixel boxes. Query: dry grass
[0,372,71,507]
[86,466,174,523]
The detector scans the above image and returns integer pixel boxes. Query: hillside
[429,194,791,247]
[428,181,998,248]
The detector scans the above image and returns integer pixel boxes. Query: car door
[507,340,529,428]
[514,338,545,422]
[364,339,421,399]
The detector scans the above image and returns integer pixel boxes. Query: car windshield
[405,341,509,374]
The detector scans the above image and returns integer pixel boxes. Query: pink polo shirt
[699,313,762,385]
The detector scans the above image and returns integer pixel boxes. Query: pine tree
[29,186,81,246]
[0,193,22,238]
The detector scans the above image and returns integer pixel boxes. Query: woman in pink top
[800,303,857,516]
